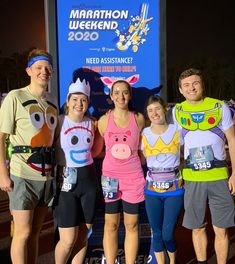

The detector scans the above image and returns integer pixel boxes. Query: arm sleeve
[221,103,234,132]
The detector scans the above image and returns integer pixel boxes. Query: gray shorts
[183,180,235,229]
[8,175,53,210]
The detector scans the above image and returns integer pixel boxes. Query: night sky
[167,0,235,67]
[0,0,46,56]
[0,0,234,69]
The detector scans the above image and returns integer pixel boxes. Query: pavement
[1,188,235,264]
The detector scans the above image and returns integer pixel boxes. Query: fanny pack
[148,166,179,174]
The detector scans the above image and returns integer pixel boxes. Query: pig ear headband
[100,74,140,89]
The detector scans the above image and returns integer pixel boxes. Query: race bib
[189,145,215,171]
[149,180,173,190]
[101,176,118,200]
[61,167,77,192]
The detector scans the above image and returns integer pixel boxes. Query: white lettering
[86,58,100,64]
[69,20,118,30]
[70,9,128,19]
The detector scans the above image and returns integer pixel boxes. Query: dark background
[0,0,234,101]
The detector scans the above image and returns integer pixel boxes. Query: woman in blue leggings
[141,95,184,264]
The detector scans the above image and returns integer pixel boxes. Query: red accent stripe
[29,163,51,172]
[64,125,93,136]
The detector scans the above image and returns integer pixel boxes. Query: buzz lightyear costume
[173,97,235,230]
[174,97,232,181]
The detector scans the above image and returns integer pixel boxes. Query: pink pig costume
[102,111,145,204]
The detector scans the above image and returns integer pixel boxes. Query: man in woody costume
[173,68,235,264]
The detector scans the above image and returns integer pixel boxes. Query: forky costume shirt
[56,115,94,168]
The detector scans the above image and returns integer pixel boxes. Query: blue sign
[56,0,162,117]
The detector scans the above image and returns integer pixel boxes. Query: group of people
[0,49,234,264]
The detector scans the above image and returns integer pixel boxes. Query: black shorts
[54,164,99,227]
[105,199,140,214]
